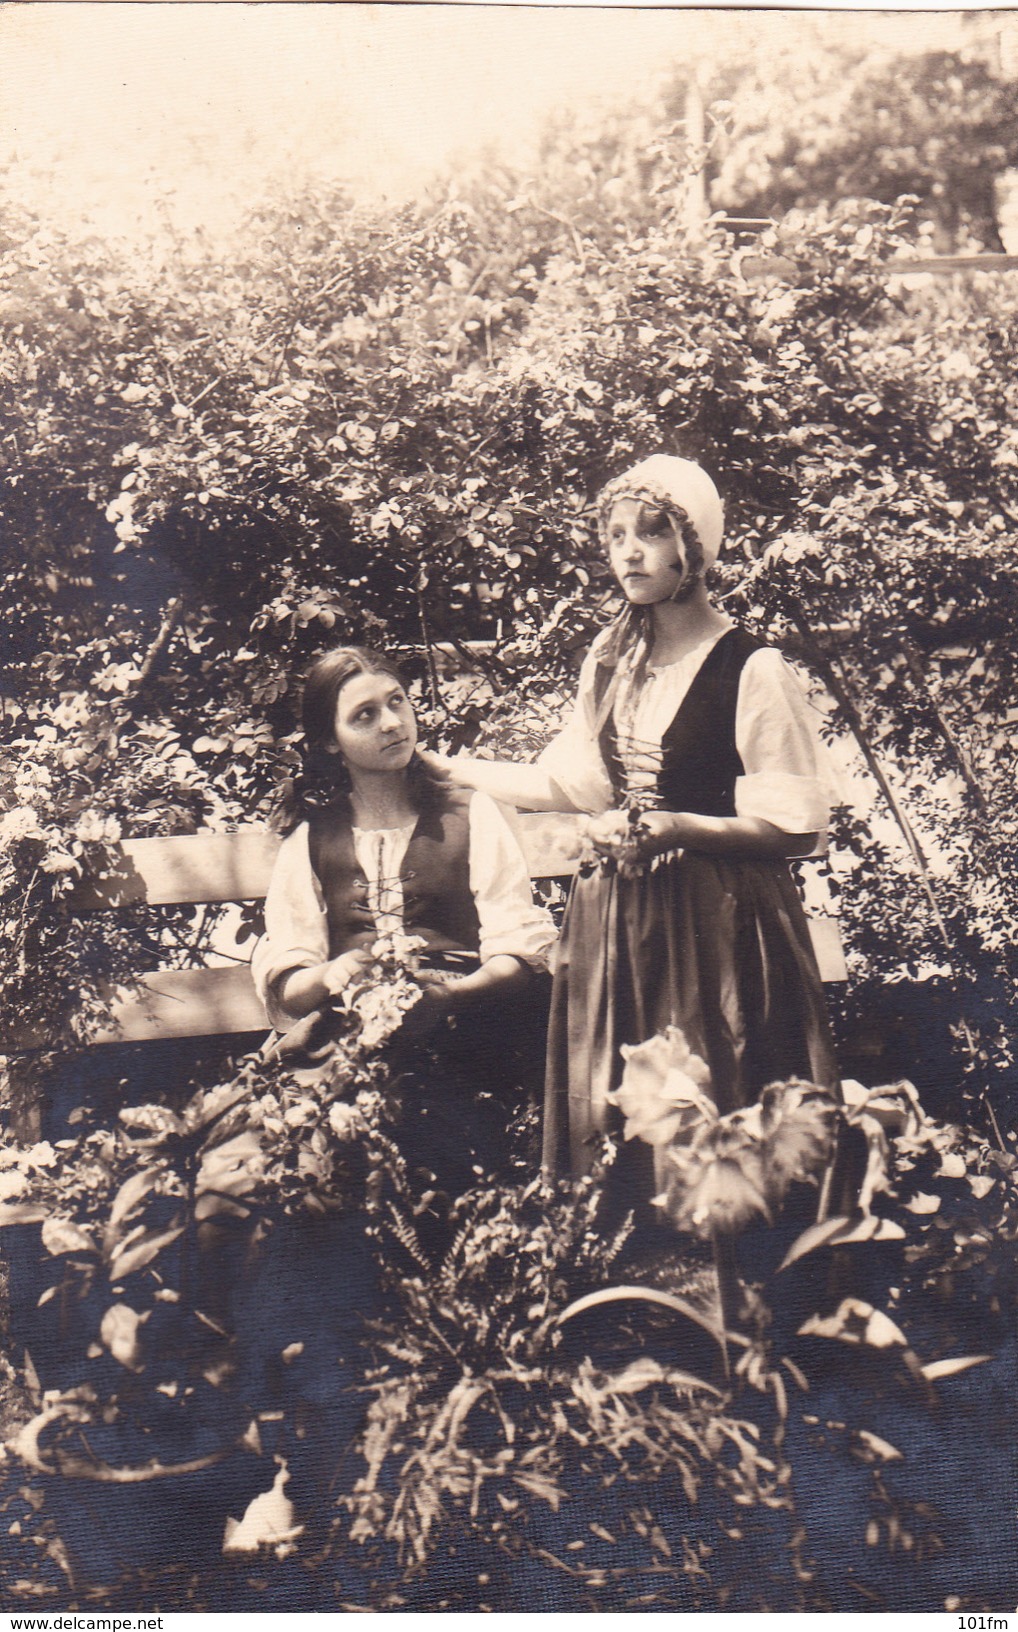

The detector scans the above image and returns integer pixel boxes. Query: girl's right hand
[580,809,637,861]
[322,947,372,999]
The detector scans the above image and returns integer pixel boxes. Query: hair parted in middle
[275,644,435,832]
[300,645,407,757]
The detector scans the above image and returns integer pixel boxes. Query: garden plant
[1,41,1017,1609]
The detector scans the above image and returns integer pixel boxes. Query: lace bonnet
[597,454,724,568]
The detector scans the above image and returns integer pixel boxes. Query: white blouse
[251,790,557,1030]
[537,622,830,834]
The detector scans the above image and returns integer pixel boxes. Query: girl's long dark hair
[274,645,436,833]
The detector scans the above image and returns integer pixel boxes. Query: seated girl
[251,643,556,1194]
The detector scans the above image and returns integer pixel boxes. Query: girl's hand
[416,748,454,782]
[581,810,633,856]
[322,947,372,1000]
[581,809,683,865]
[630,810,684,859]
[394,976,453,1040]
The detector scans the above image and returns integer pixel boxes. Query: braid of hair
[591,604,652,735]
[591,479,706,734]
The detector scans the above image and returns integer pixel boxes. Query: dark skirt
[543,851,839,1183]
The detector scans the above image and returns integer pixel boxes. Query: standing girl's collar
[644,616,734,674]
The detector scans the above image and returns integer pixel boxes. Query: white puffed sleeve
[734,648,830,835]
[467,792,558,970]
[250,824,330,1029]
[535,644,614,816]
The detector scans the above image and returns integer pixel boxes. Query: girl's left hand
[582,808,681,864]
[631,810,683,859]
[395,971,454,1040]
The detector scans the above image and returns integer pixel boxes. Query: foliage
[0,1035,1015,1607]
[317,1065,1018,1611]
[6,158,1017,1122]
[709,47,1018,251]
[0,1021,402,1486]
[1,46,1018,1609]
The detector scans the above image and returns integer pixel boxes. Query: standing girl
[422,455,840,1213]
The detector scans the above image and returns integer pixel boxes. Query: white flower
[328,1101,363,1142]
[40,849,80,875]
[940,349,977,380]
[74,809,122,845]
[610,1026,714,1148]
[24,1141,57,1170]
[223,1462,303,1555]
[353,976,422,1050]
[100,1302,148,1371]
[0,807,44,843]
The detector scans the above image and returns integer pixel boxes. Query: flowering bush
[343,933,427,1051]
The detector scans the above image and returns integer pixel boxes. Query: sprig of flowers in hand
[578,805,656,876]
[345,932,428,1050]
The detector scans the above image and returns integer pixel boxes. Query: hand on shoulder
[416,748,454,782]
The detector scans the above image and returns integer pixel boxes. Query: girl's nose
[380,707,402,732]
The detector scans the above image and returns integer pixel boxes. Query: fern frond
[437,1218,473,1293]
[601,1214,635,1271]
[385,1200,432,1272]
[378,1340,426,1366]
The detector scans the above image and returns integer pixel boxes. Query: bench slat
[94,967,270,1044]
[70,813,584,908]
[88,906,846,1045]
[71,829,284,909]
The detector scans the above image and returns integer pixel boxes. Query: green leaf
[798,1297,907,1350]
[0,1203,49,1228]
[119,1105,187,1141]
[853,1429,902,1463]
[921,1354,992,1381]
[106,1167,163,1245]
[41,1217,96,1257]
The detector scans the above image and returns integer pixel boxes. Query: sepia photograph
[0,0,1016,1613]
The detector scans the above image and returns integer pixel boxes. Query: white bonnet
[597,454,724,568]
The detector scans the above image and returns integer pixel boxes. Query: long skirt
[543,851,839,1189]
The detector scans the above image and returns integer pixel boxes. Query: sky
[0,2,992,246]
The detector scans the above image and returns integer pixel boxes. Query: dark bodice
[595,626,764,816]
[307,787,481,958]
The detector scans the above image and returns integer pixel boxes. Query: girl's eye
[640,508,670,538]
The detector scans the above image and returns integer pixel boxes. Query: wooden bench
[62,814,847,1048]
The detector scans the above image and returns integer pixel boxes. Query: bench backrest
[67,814,846,1046]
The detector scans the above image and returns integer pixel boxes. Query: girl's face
[605,497,699,604]
[329,671,418,775]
